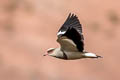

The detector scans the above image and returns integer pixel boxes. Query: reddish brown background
[0,0,120,80]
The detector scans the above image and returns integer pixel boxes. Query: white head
[44,48,65,59]
[84,52,102,58]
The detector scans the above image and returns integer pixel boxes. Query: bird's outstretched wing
[57,13,84,52]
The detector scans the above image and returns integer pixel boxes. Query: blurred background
[0,0,120,80]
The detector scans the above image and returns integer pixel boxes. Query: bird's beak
[43,54,46,56]
[43,53,48,56]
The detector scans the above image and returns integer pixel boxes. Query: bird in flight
[44,13,102,60]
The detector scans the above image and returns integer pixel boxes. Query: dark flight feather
[57,13,84,52]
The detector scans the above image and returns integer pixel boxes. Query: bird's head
[43,48,55,56]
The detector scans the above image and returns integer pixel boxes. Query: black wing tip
[58,13,80,35]
[67,13,79,23]
[68,13,78,18]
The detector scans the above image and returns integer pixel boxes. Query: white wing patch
[57,31,66,36]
